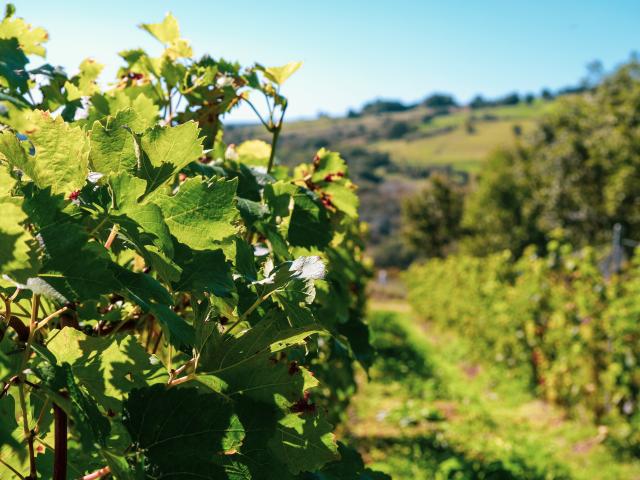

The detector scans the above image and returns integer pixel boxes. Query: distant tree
[372,236,415,268]
[498,92,520,105]
[347,108,360,118]
[402,174,465,258]
[423,93,458,109]
[557,84,588,96]
[361,99,411,115]
[340,146,392,184]
[313,138,329,149]
[541,88,554,100]
[422,114,434,124]
[524,93,535,104]
[386,121,411,139]
[463,61,640,255]
[470,94,489,109]
[583,59,605,89]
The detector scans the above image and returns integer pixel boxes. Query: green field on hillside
[372,101,555,171]
[373,119,533,171]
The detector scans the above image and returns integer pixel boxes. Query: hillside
[372,101,554,172]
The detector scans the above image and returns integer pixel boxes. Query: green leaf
[123,385,245,477]
[155,176,239,250]
[173,246,235,298]
[165,38,193,60]
[322,181,359,218]
[309,442,392,479]
[264,181,297,219]
[268,413,338,474]
[0,394,19,451]
[0,14,48,56]
[13,111,90,195]
[236,140,271,168]
[264,61,303,85]
[309,149,359,218]
[310,149,347,182]
[89,113,138,176]
[111,266,195,348]
[234,237,258,282]
[0,38,28,92]
[109,173,179,280]
[0,166,38,280]
[39,243,119,302]
[35,362,111,448]
[288,190,331,248]
[141,122,203,169]
[65,58,103,101]
[199,314,322,407]
[139,13,180,45]
[46,327,166,413]
[20,187,120,301]
[256,255,326,304]
[139,121,203,192]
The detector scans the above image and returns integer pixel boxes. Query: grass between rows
[344,306,640,479]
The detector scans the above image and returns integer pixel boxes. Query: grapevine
[0,7,381,479]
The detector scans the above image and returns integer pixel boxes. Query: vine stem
[33,306,69,333]
[152,331,163,354]
[82,466,111,480]
[244,99,270,130]
[267,103,287,173]
[267,126,281,173]
[52,403,67,480]
[224,293,269,336]
[28,294,39,333]
[168,373,194,387]
[104,224,119,250]
[17,381,36,479]
[16,293,40,479]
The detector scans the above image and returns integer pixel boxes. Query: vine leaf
[139,13,180,45]
[0,394,20,451]
[16,110,89,195]
[288,190,331,249]
[198,314,322,407]
[0,12,49,56]
[0,166,39,280]
[138,121,203,193]
[264,61,303,85]
[311,149,359,218]
[34,362,111,448]
[267,413,338,475]
[155,176,239,250]
[112,266,195,349]
[173,245,235,298]
[89,111,138,176]
[0,38,29,92]
[47,327,166,413]
[123,384,245,477]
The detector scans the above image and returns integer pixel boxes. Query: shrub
[405,242,640,454]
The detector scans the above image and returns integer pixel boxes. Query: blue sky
[14,0,640,121]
